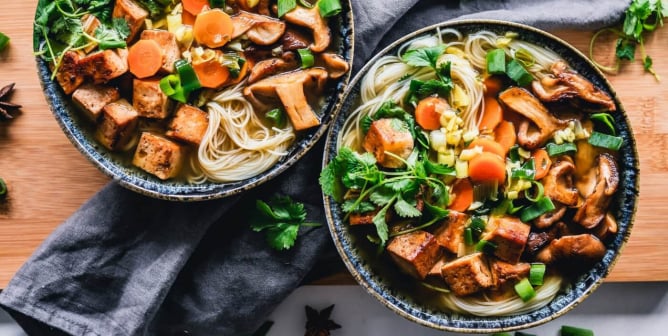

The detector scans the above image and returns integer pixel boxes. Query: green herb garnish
[250,196,321,251]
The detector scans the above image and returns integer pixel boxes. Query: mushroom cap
[573,153,619,229]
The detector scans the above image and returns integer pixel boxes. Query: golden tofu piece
[72,84,120,121]
[440,253,493,296]
[113,0,148,42]
[79,49,128,84]
[132,132,185,180]
[387,230,442,280]
[133,78,173,119]
[432,211,469,254]
[489,259,530,289]
[482,216,531,264]
[363,118,414,168]
[140,30,181,73]
[95,99,138,151]
[54,51,84,95]
[166,105,209,145]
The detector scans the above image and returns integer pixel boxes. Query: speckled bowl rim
[34,1,355,202]
[322,19,639,333]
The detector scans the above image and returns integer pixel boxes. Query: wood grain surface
[1,2,667,288]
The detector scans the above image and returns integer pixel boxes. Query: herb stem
[390,216,442,237]
[301,223,322,227]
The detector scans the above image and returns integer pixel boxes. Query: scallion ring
[297,48,315,68]
[318,0,342,17]
[514,278,536,302]
[529,262,546,286]
[524,180,544,203]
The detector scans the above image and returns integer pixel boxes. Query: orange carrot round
[479,95,503,132]
[182,9,197,26]
[193,58,230,88]
[194,9,234,48]
[468,152,506,184]
[415,96,449,130]
[532,149,552,180]
[128,39,163,79]
[494,120,517,154]
[183,0,210,15]
[448,178,474,212]
[483,75,504,95]
[467,138,505,159]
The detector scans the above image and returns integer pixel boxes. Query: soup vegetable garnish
[36,0,348,182]
[321,29,622,316]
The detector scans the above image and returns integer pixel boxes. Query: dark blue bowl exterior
[36,1,354,201]
[323,20,639,333]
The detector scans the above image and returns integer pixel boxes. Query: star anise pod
[305,304,341,336]
[0,83,21,120]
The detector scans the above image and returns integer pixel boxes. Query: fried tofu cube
[141,30,181,73]
[440,253,493,296]
[348,211,377,225]
[363,118,414,168]
[482,216,531,264]
[95,99,138,151]
[113,0,148,42]
[166,105,209,145]
[132,132,185,180]
[72,84,120,121]
[133,78,173,119]
[79,49,128,84]
[387,230,442,280]
[489,259,530,289]
[427,256,448,277]
[432,211,469,254]
[54,51,84,95]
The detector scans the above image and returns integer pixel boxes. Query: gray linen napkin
[0,1,629,335]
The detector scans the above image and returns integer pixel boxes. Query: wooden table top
[1,2,667,288]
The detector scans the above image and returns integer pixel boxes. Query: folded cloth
[0,0,628,335]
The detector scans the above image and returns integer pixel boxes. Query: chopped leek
[561,325,594,336]
[475,239,497,254]
[529,263,546,286]
[546,142,577,156]
[516,331,537,336]
[524,181,544,203]
[298,48,315,68]
[514,278,536,302]
[486,49,506,74]
[278,0,297,17]
[464,227,474,245]
[511,158,536,180]
[588,131,623,150]
[469,216,486,240]
[590,113,616,135]
[0,32,9,51]
[509,145,521,162]
[208,0,226,8]
[266,108,287,128]
[318,0,342,17]
[506,59,534,86]
[519,196,555,222]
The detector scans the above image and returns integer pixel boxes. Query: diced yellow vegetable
[447,129,462,145]
[455,159,469,178]
[438,150,456,166]
[459,146,482,161]
[451,84,470,110]
[463,129,479,143]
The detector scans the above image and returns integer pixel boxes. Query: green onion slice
[560,325,595,336]
[297,48,315,68]
[588,131,623,150]
[515,331,538,336]
[464,227,474,245]
[266,108,287,128]
[277,0,297,17]
[511,158,536,180]
[509,145,521,162]
[98,40,126,50]
[506,59,534,86]
[175,59,202,93]
[318,0,342,17]
[0,178,7,199]
[514,278,536,302]
[546,142,577,156]
[590,113,616,135]
[208,0,226,8]
[524,180,544,203]
[160,74,187,103]
[519,196,555,222]
[529,262,546,286]
[469,217,486,239]
[0,32,9,51]
[475,239,497,254]
[486,49,506,75]
[298,0,315,8]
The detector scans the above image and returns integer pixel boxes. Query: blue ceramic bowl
[35,2,354,201]
[323,20,639,332]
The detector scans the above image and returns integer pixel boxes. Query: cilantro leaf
[342,200,376,213]
[369,187,395,206]
[615,38,636,60]
[644,55,653,70]
[414,79,452,98]
[394,196,422,218]
[250,197,319,251]
[372,206,390,245]
[402,45,446,68]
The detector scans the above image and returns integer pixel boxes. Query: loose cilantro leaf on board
[615,38,636,60]
[250,197,321,251]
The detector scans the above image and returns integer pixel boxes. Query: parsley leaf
[250,197,320,251]
[402,45,445,68]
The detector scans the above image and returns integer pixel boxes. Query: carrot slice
[479,95,503,132]
[183,0,210,15]
[193,9,234,48]
[128,39,163,79]
[467,138,505,159]
[494,120,517,154]
[182,9,197,26]
[193,58,230,88]
[483,75,504,96]
[448,178,474,212]
[532,149,552,180]
[468,152,506,184]
[415,96,449,130]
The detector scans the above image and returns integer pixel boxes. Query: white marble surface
[1,282,667,335]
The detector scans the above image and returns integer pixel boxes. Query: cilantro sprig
[590,0,666,80]
[361,101,430,151]
[401,45,454,105]
[250,196,321,251]
[320,145,452,246]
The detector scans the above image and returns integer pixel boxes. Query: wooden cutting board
[1,1,667,288]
